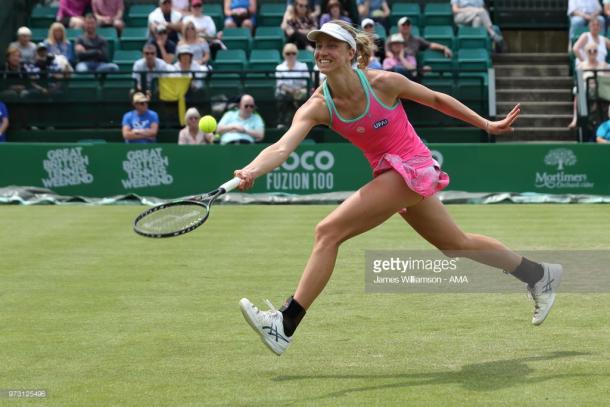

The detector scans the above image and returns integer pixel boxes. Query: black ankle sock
[510,257,544,287]
[279,296,306,337]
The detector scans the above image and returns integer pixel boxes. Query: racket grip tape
[219,177,242,193]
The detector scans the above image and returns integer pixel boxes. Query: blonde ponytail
[330,20,375,69]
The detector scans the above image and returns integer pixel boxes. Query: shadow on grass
[274,351,599,400]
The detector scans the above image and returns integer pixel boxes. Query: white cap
[176,45,193,55]
[361,18,375,28]
[307,22,356,50]
[17,26,32,36]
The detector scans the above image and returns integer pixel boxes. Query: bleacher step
[496,127,577,142]
[496,76,572,88]
[495,65,569,77]
[496,89,572,102]
[493,53,569,65]
[497,101,573,115]
[516,114,573,127]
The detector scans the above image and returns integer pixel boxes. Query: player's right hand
[234,169,255,190]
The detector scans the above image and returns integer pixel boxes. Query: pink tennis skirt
[373,154,450,213]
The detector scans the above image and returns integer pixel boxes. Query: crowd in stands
[1,0,542,144]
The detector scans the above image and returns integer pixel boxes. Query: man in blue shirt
[217,94,265,144]
[596,107,610,143]
[122,92,159,144]
[0,101,8,142]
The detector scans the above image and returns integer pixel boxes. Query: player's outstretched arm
[234,94,329,190]
[380,71,520,136]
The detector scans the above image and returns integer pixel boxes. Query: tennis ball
[198,115,217,133]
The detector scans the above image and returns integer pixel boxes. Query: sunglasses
[243,104,255,109]
[135,101,148,105]
[285,52,297,56]
[144,51,156,55]
[588,49,598,54]
[296,3,308,8]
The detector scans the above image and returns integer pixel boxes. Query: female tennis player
[236,21,563,356]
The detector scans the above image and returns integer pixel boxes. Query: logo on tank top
[356,126,365,133]
[373,119,389,129]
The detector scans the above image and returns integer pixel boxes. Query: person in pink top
[92,0,125,35]
[57,0,91,29]
[236,21,564,356]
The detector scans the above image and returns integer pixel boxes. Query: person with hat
[382,33,416,78]
[172,45,207,90]
[10,27,37,65]
[92,0,125,35]
[357,0,390,27]
[232,22,547,357]
[361,17,385,63]
[122,92,159,144]
[386,16,453,74]
[148,24,177,64]
[148,0,184,44]
[178,107,215,144]
[319,0,351,26]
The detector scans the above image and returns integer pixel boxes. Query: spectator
[387,17,452,69]
[172,45,207,90]
[91,0,125,35]
[287,0,321,21]
[568,0,605,42]
[57,0,90,29]
[1,47,39,98]
[382,33,416,79]
[275,43,309,128]
[361,18,384,63]
[44,22,75,65]
[281,0,318,50]
[178,20,210,66]
[29,43,67,96]
[319,0,352,26]
[321,0,356,21]
[173,0,191,15]
[451,0,503,46]
[179,107,214,144]
[74,14,119,72]
[223,0,257,30]
[122,92,159,144]
[183,0,224,59]
[149,0,183,44]
[0,101,8,142]
[596,106,610,143]
[357,0,390,27]
[148,25,177,64]
[10,27,37,65]
[572,18,610,67]
[217,94,264,144]
[132,44,174,91]
[568,41,610,128]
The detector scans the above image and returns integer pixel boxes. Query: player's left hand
[487,103,520,135]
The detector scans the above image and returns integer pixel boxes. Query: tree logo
[544,148,577,170]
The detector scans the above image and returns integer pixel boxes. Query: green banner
[0,143,608,198]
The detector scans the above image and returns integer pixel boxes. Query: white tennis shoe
[239,298,292,355]
[527,263,563,326]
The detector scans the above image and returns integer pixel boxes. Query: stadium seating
[390,3,421,27]
[221,28,252,53]
[421,49,454,71]
[424,25,455,50]
[258,4,286,27]
[207,73,243,99]
[120,27,148,51]
[29,5,57,28]
[126,4,155,27]
[297,49,315,70]
[252,27,285,53]
[204,3,224,31]
[422,3,453,26]
[457,26,490,50]
[456,48,490,71]
[113,50,141,71]
[248,49,281,72]
[212,50,248,72]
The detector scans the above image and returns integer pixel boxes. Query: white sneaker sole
[532,263,563,326]
[239,299,284,356]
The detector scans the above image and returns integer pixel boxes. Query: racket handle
[219,177,242,193]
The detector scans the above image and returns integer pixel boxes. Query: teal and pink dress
[322,69,449,207]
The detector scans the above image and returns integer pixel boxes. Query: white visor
[307,22,356,50]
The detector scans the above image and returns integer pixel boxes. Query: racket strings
[135,204,209,235]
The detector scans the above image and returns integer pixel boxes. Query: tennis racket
[133,177,242,238]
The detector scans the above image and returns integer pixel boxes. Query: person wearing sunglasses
[217,94,265,144]
[281,0,318,50]
[572,18,610,67]
[275,43,310,128]
[132,43,174,92]
[178,107,215,144]
[122,92,159,144]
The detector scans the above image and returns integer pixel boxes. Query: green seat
[390,3,421,27]
[221,28,252,53]
[423,3,453,26]
[374,23,387,40]
[207,73,243,99]
[258,4,286,27]
[421,50,454,72]
[253,27,285,53]
[113,50,142,71]
[457,26,489,50]
[297,49,314,70]
[213,49,247,72]
[66,28,83,41]
[120,27,148,51]
[455,74,488,113]
[127,4,156,27]
[31,28,49,43]
[390,26,420,37]
[421,77,454,94]
[424,25,455,50]
[62,77,100,101]
[457,48,490,71]
[100,77,136,100]
[243,78,277,102]
[248,49,281,72]
[205,4,224,31]
[30,5,58,28]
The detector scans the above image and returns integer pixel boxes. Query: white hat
[307,22,356,50]
[176,45,193,55]
[361,18,375,29]
[17,26,32,36]
[398,16,411,26]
